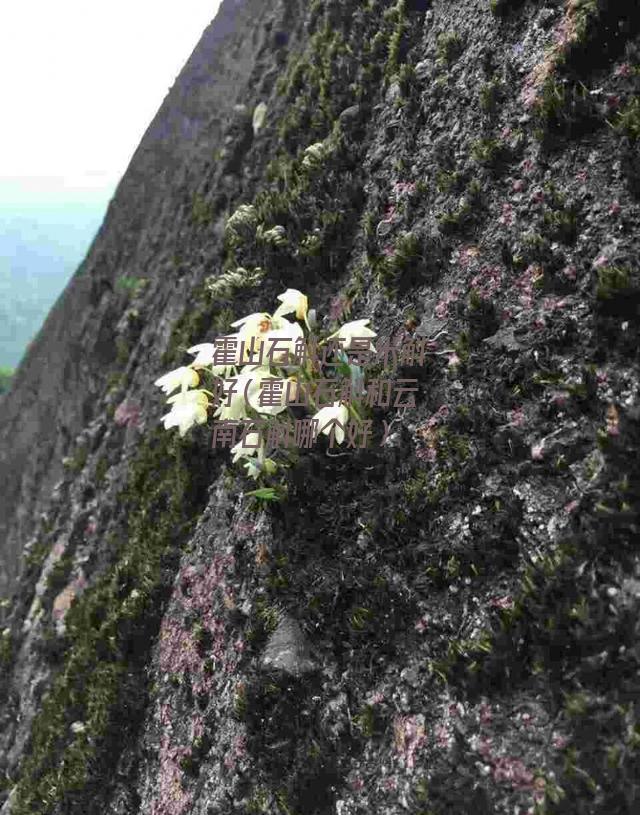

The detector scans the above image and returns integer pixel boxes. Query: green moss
[596,266,631,301]
[376,231,423,294]
[10,429,212,815]
[115,337,130,367]
[25,539,52,570]
[479,79,501,115]
[0,628,13,668]
[191,193,214,227]
[436,170,464,194]
[436,31,464,67]
[45,555,74,596]
[385,0,408,79]
[471,137,506,167]
[62,444,88,474]
[94,456,109,487]
[349,606,374,631]
[613,97,640,142]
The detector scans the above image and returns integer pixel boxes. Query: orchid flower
[161,390,209,436]
[312,401,349,445]
[154,366,200,396]
[325,318,377,353]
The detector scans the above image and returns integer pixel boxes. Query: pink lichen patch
[351,776,365,791]
[564,499,579,514]
[552,731,569,749]
[491,755,535,791]
[381,204,397,223]
[51,541,66,559]
[541,296,567,313]
[84,518,97,536]
[414,614,429,633]
[382,244,396,257]
[449,702,464,718]
[435,723,453,749]
[515,265,543,309]
[233,521,257,537]
[159,704,172,728]
[512,179,526,193]
[479,702,493,726]
[457,245,481,268]
[531,444,545,461]
[614,63,632,78]
[425,404,450,429]
[488,595,515,611]
[435,288,462,319]
[393,714,426,771]
[530,188,545,205]
[499,203,515,227]
[392,181,417,198]
[416,446,437,463]
[447,353,461,368]
[369,690,385,705]
[383,776,398,791]
[223,734,248,772]
[471,266,502,299]
[575,169,588,184]
[608,200,622,216]
[159,618,201,676]
[179,554,235,612]
[52,573,87,622]
[507,406,525,428]
[191,715,205,742]
[592,254,609,269]
[561,265,577,281]
[329,295,352,322]
[149,735,194,815]
[114,400,142,428]
[550,390,569,407]
[471,735,494,760]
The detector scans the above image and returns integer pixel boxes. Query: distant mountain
[0,204,107,367]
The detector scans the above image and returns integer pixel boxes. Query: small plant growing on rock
[436,32,464,67]
[154,288,378,484]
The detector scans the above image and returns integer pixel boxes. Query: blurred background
[0,0,222,388]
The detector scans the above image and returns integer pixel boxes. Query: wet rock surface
[1,0,640,814]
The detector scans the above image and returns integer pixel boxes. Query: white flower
[252,102,267,135]
[154,366,200,396]
[230,313,275,363]
[262,318,304,365]
[245,367,293,416]
[326,319,377,353]
[213,368,258,421]
[231,432,264,463]
[273,289,309,323]
[187,343,235,375]
[243,458,262,479]
[312,401,349,445]
[162,390,209,436]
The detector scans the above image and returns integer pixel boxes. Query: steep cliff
[1,0,640,813]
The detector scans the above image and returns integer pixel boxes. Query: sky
[0,0,223,208]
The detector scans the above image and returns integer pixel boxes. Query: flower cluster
[154,288,377,479]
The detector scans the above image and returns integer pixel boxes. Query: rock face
[1,1,640,813]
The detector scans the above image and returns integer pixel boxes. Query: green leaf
[244,487,281,501]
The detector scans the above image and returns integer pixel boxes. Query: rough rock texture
[1,0,640,813]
